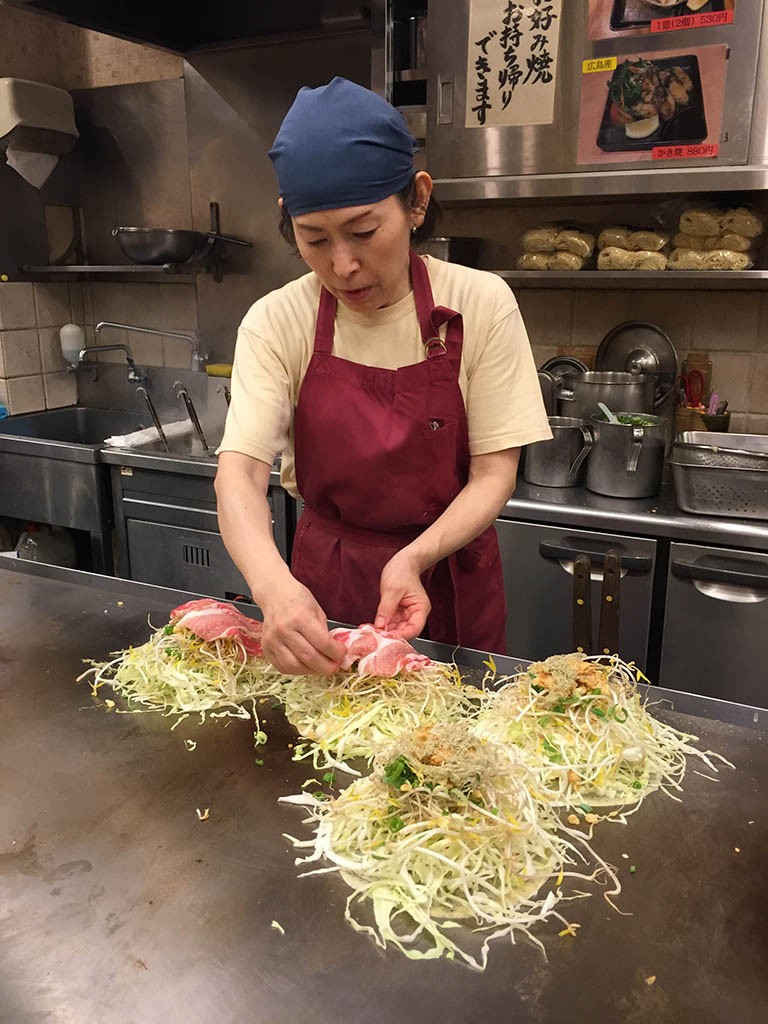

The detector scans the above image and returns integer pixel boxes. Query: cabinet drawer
[658,542,768,708]
[495,519,657,669]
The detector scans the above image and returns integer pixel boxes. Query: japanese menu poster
[587,0,736,40]
[465,0,563,128]
[577,43,728,165]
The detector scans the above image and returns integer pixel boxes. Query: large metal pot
[556,371,655,419]
[586,412,668,499]
[524,416,592,487]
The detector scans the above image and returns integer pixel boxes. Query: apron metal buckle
[424,336,447,357]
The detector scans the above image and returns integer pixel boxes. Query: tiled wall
[0,4,182,90]
[515,288,768,435]
[0,282,78,414]
[0,279,197,414]
[83,282,199,371]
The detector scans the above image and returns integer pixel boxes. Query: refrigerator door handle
[539,541,652,572]
[671,559,768,592]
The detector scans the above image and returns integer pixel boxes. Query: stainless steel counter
[504,481,768,553]
[1,560,766,1024]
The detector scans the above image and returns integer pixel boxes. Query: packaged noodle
[516,252,551,270]
[674,231,754,254]
[679,205,723,237]
[720,206,765,240]
[667,248,707,271]
[597,227,668,253]
[597,226,632,251]
[598,247,667,271]
[717,231,756,253]
[517,251,584,271]
[522,224,560,253]
[553,229,595,259]
[548,250,585,270]
[669,247,753,271]
[702,249,753,271]
[628,229,669,253]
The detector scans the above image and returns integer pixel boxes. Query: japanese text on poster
[465,0,562,129]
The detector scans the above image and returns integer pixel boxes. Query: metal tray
[596,54,707,153]
[610,0,725,31]
[670,446,768,520]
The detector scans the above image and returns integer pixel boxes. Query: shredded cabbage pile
[280,664,480,774]
[474,654,732,813]
[78,623,282,723]
[281,723,618,970]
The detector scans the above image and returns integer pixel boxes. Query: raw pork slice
[329,623,432,677]
[169,598,264,657]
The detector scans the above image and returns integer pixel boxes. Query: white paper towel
[6,146,59,188]
[105,420,194,449]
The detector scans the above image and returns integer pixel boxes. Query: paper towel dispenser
[0,78,79,156]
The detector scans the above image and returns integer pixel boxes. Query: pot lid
[539,355,590,379]
[595,321,677,407]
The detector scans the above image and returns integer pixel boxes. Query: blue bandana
[268,77,416,216]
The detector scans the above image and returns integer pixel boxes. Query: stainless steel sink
[0,406,149,571]
[0,407,148,451]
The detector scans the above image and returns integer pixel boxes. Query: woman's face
[291,176,431,312]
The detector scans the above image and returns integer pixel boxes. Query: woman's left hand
[375,552,431,639]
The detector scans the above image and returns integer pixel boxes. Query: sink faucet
[77,344,147,383]
[173,380,211,456]
[95,321,207,371]
[136,386,169,452]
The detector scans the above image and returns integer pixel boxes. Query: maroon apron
[290,250,507,653]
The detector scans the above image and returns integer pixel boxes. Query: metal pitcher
[524,416,593,488]
[557,371,656,419]
[586,413,668,498]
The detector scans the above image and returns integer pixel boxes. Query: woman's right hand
[261,578,346,676]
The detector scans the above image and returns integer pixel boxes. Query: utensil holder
[674,407,707,435]
[700,412,730,432]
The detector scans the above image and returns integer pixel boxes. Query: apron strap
[410,250,463,369]
[313,285,338,355]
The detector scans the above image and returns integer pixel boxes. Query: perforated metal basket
[670,437,768,519]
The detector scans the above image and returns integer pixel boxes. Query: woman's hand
[261,579,345,676]
[375,552,431,639]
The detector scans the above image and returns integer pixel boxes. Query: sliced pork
[330,623,432,677]
[169,598,264,658]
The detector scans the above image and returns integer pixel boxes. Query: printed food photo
[610,0,729,32]
[597,55,706,151]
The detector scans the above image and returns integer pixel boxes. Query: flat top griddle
[1,562,766,1024]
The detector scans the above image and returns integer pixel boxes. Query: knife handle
[572,553,592,655]
[598,549,621,656]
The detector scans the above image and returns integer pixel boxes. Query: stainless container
[669,431,768,519]
[557,371,656,419]
[586,413,668,499]
[419,236,482,267]
[524,416,592,488]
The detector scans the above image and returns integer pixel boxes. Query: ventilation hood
[3,1,371,53]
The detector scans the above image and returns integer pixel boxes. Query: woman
[215,77,550,675]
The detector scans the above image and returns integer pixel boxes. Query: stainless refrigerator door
[659,541,768,708]
[495,518,657,669]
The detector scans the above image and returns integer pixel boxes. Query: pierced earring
[411,225,417,235]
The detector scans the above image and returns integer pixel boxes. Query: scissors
[684,369,706,408]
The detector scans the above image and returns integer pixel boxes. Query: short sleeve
[464,285,552,455]
[216,316,292,465]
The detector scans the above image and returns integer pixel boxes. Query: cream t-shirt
[219,256,551,499]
